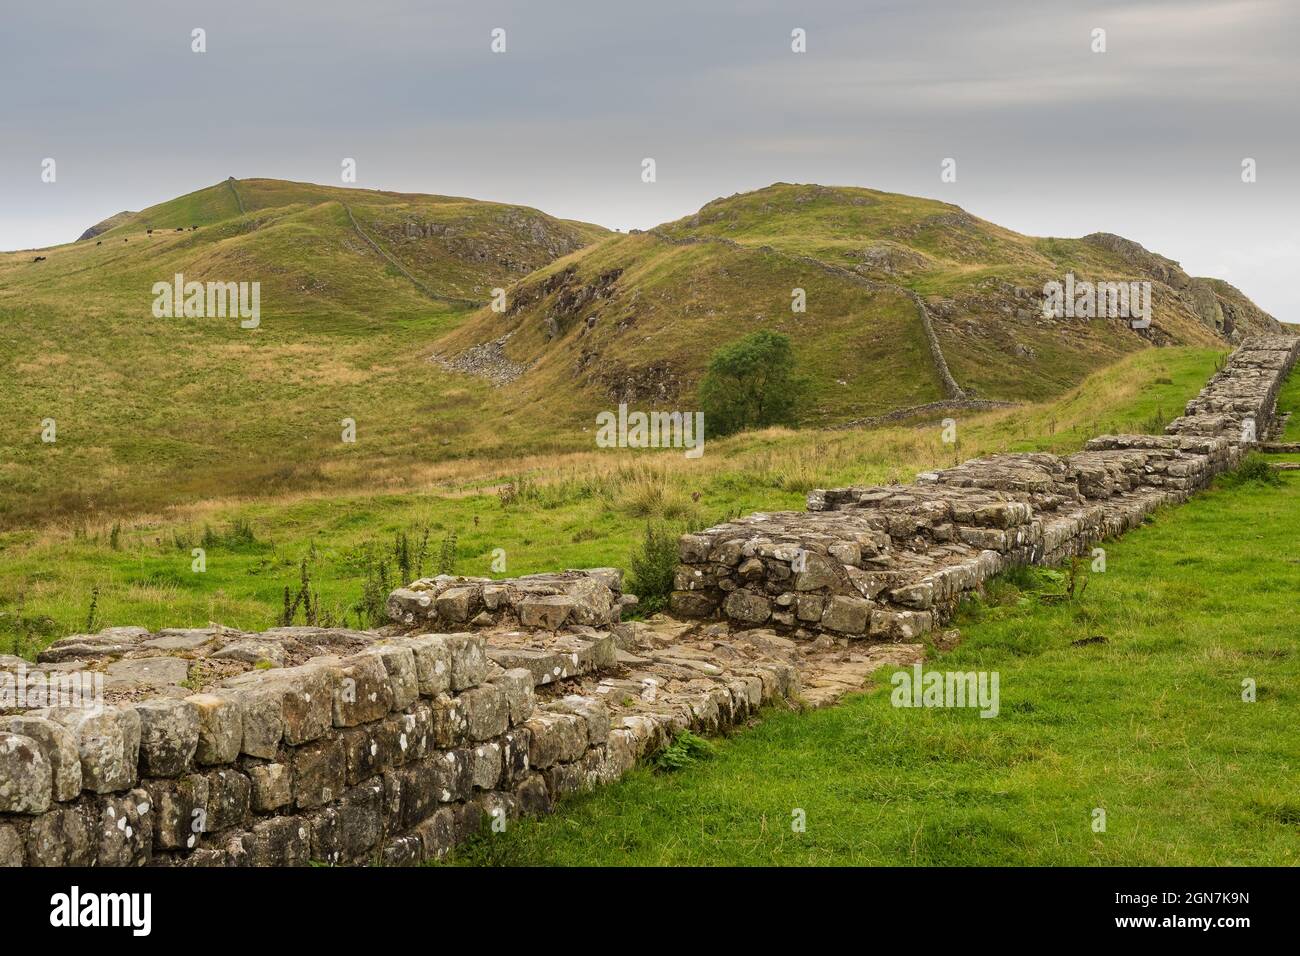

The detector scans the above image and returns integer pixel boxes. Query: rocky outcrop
[76,211,136,242]
[1082,233,1286,339]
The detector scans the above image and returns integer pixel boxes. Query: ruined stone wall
[669,335,1299,639]
[0,571,798,866]
[4,335,1295,867]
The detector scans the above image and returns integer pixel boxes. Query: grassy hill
[0,179,610,528]
[0,178,1286,532]
[440,183,1285,430]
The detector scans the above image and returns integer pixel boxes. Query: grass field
[0,346,1222,654]
[445,466,1300,866]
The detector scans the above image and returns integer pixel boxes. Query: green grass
[446,468,1300,866]
[0,346,1223,649]
[1277,365,1300,442]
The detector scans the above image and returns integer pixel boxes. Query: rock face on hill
[76,211,135,241]
[1082,232,1280,340]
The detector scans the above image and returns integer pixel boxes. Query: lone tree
[698,329,803,437]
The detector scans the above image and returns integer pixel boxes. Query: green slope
[0,179,611,528]
[436,182,1286,432]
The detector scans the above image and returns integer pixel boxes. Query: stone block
[4,715,81,801]
[0,732,52,813]
[487,668,536,724]
[135,698,200,776]
[459,684,509,741]
[247,762,292,812]
[186,694,243,766]
[292,736,346,809]
[398,633,454,696]
[366,644,419,710]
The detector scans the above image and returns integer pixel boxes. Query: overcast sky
[2,0,1295,319]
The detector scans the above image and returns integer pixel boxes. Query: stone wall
[669,335,1299,639]
[0,571,800,866]
[3,334,1295,867]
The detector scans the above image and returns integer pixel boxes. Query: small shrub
[627,522,682,615]
[84,586,101,633]
[437,531,459,576]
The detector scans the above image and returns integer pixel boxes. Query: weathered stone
[37,626,148,664]
[146,774,209,850]
[135,698,200,776]
[794,551,841,591]
[247,762,292,812]
[224,665,333,745]
[723,589,771,625]
[329,652,394,726]
[106,656,191,688]
[468,740,503,790]
[669,590,719,617]
[821,596,872,634]
[22,804,97,865]
[0,732,52,813]
[459,684,510,741]
[430,694,468,748]
[366,644,419,710]
[187,693,243,765]
[204,767,251,832]
[0,825,22,866]
[95,789,153,866]
[447,633,487,690]
[488,668,535,724]
[43,705,141,793]
[242,816,310,866]
[4,715,81,801]
[500,727,531,787]
[397,633,454,697]
[548,695,611,743]
[227,683,283,759]
[523,711,587,768]
[434,586,478,623]
[292,736,346,809]
[210,638,286,668]
[518,594,575,630]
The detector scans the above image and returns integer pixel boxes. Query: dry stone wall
[669,335,1299,639]
[0,571,802,867]
[3,335,1295,867]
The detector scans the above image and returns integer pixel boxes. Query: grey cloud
[1,0,1294,317]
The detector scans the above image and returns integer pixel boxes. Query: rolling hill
[0,178,1287,529]
[438,183,1287,431]
[0,178,610,527]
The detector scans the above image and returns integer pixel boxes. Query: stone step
[1269,461,1300,471]
[1260,442,1300,453]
